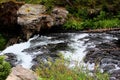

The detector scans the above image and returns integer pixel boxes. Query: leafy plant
[63,18,83,30]
[0,56,11,80]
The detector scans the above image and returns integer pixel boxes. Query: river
[1,31,120,79]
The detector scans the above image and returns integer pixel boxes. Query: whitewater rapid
[1,33,118,70]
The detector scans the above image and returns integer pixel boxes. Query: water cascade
[1,32,119,72]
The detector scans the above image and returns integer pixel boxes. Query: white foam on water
[1,33,95,70]
[1,36,38,69]
[1,32,118,71]
[61,33,92,68]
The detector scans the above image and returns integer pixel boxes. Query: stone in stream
[109,69,120,80]
[22,42,68,53]
[100,64,116,72]
[32,53,61,70]
[5,53,18,67]
[84,33,120,79]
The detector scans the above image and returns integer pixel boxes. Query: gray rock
[17,4,46,40]
[101,64,116,72]
[109,69,120,80]
[5,53,18,67]
[6,65,38,80]
[17,4,68,40]
[17,4,46,16]
[101,58,119,64]
[110,77,117,80]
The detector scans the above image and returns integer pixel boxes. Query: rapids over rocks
[1,31,120,80]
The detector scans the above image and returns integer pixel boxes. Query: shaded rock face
[6,65,37,80]
[17,4,68,40]
[0,1,23,37]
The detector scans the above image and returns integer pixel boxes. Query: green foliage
[94,19,120,29]
[96,11,107,20]
[0,56,11,80]
[0,34,7,50]
[0,0,10,3]
[1,0,120,30]
[36,58,109,80]
[63,18,83,30]
[63,18,120,30]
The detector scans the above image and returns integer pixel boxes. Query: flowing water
[1,32,119,72]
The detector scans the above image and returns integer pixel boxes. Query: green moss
[0,56,11,80]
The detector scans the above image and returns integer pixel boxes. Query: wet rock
[101,64,116,72]
[101,58,119,65]
[47,43,68,52]
[6,65,38,80]
[5,53,18,67]
[118,62,120,67]
[84,33,120,79]
[32,53,60,70]
[22,45,49,53]
[23,42,68,53]
[109,69,120,80]
[110,77,117,80]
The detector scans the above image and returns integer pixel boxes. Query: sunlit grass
[35,58,109,80]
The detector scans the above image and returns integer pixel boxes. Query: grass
[36,58,109,80]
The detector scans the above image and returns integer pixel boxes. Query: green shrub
[0,34,7,50]
[63,18,120,30]
[96,11,107,20]
[63,18,83,30]
[0,56,11,80]
[94,19,120,29]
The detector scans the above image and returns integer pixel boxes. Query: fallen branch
[82,28,120,33]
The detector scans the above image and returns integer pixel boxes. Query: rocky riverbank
[0,1,68,46]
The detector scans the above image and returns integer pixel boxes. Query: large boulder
[17,4,68,40]
[6,65,38,80]
[17,4,47,40]
[0,1,68,43]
